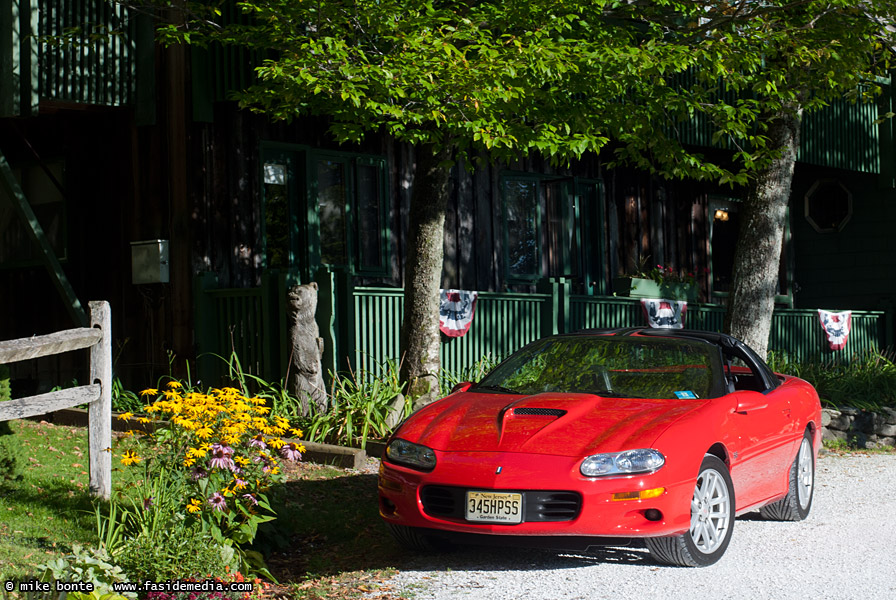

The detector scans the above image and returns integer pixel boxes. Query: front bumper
[379,450,694,540]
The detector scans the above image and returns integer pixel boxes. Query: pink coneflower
[242,493,258,506]
[208,492,227,512]
[248,434,267,450]
[280,442,302,462]
[211,442,234,457]
[209,444,236,471]
[190,467,208,480]
[143,496,154,510]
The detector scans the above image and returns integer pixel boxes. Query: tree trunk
[400,145,452,408]
[724,105,802,359]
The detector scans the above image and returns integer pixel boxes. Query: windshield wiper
[591,391,638,398]
[472,384,521,394]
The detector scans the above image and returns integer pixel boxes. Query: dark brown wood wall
[605,168,712,301]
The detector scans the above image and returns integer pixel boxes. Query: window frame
[260,142,390,280]
[500,172,604,290]
[501,173,544,282]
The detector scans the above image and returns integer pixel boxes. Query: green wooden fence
[349,288,550,378]
[195,275,894,385]
[569,294,891,363]
[195,272,280,385]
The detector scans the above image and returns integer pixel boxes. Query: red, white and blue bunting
[439,289,479,338]
[818,309,852,351]
[641,299,687,329]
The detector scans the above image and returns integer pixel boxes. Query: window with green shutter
[261,144,389,279]
[501,173,604,292]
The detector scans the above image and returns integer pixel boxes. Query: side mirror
[450,381,473,394]
[734,393,768,414]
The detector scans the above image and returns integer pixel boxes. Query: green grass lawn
[0,419,100,579]
[0,419,407,598]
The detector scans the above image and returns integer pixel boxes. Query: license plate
[465,491,523,524]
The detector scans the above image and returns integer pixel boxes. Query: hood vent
[513,407,567,417]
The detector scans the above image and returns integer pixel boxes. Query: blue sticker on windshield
[674,391,698,399]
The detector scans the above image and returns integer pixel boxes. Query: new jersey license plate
[465,491,523,524]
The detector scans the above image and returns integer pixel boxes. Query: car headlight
[580,449,665,477]
[385,438,437,471]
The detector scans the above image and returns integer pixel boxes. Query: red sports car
[378,328,822,567]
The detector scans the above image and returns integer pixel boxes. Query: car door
[727,386,796,509]
[722,349,798,510]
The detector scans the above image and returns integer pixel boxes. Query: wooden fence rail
[0,301,111,499]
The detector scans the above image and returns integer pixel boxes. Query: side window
[315,158,349,266]
[262,145,388,277]
[503,178,540,279]
[262,161,292,269]
[502,175,598,285]
[723,347,778,393]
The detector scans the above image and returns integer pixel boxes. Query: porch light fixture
[714,209,729,222]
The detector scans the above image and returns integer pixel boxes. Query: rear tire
[386,523,453,552]
[646,454,735,567]
[759,429,814,521]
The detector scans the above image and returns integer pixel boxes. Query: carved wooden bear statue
[287,282,327,416]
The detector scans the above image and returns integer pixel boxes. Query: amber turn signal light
[611,487,665,501]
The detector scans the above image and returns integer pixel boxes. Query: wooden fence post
[88,301,112,499]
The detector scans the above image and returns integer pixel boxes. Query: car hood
[396,391,707,457]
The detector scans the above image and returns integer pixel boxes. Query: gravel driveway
[384,453,896,600]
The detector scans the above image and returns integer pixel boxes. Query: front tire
[759,428,815,521]
[646,454,735,567]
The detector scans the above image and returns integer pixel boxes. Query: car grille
[420,486,582,522]
[513,407,567,417]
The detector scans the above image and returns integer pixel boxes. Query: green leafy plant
[36,544,135,600]
[767,350,896,411]
[209,351,301,418]
[301,359,407,450]
[624,255,695,286]
[113,518,231,583]
[92,462,232,582]
[107,381,303,578]
[0,364,23,480]
[110,376,142,414]
[439,354,501,396]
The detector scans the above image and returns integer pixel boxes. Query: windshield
[474,335,722,399]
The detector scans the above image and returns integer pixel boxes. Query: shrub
[300,358,407,449]
[767,350,896,411]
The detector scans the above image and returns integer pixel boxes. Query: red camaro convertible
[378,328,822,567]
